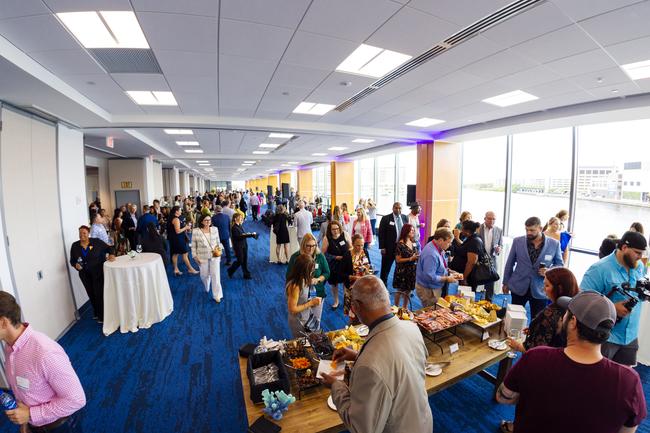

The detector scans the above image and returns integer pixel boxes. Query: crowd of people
[3,186,649,433]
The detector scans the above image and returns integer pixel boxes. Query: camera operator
[581,231,648,366]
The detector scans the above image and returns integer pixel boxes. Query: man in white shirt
[407,202,423,248]
[221,199,235,221]
[479,211,503,301]
[294,200,313,244]
[249,193,260,221]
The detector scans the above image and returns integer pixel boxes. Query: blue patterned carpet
[1,218,648,433]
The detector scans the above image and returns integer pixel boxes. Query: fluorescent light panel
[352,138,375,143]
[259,143,280,148]
[328,146,347,151]
[336,44,412,78]
[164,129,193,135]
[293,102,336,115]
[243,161,256,164]
[253,150,269,155]
[126,91,177,106]
[57,11,148,49]
[312,153,327,156]
[405,117,445,127]
[176,141,199,146]
[287,162,299,164]
[482,90,538,107]
[268,133,294,139]
[184,149,203,153]
[621,60,650,80]
[196,160,208,163]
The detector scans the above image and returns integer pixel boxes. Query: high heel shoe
[188,269,199,275]
[174,271,183,276]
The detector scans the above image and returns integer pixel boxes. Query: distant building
[577,166,619,198]
[622,161,649,202]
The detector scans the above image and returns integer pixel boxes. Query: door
[115,190,141,212]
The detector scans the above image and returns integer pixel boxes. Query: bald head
[352,275,391,312]
[484,211,496,229]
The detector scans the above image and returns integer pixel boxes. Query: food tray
[413,307,473,334]
[307,331,335,359]
[466,317,502,330]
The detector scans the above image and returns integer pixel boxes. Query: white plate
[355,325,369,337]
[327,395,337,411]
[425,364,443,377]
[488,339,508,351]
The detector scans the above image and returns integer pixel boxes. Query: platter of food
[439,296,502,328]
[307,331,335,359]
[391,305,414,321]
[413,307,473,333]
[327,327,365,351]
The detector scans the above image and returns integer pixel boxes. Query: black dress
[325,234,352,285]
[450,233,483,289]
[272,213,290,244]
[167,216,188,255]
[69,238,113,320]
[393,242,416,292]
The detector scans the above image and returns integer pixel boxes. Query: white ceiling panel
[0,0,50,20]
[544,49,620,78]
[481,1,573,47]
[299,0,401,43]
[344,110,394,127]
[192,129,220,152]
[166,75,216,98]
[138,12,216,53]
[28,49,105,75]
[142,106,183,115]
[587,81,643,98]
[219,55,277,116]
[59,73,144,113]
[0,14,79,52]
[417,71,488,97]
[495,66,563,89]
[111,73,169,90]
[315,72,375,96]
[438,103,504,122]
[260,83,311,103]
[43,0,132,12]
[432,35,504,70]
[221,0,310,29]
[155,50,217,76]
[133,0,218,17]
[220,19,293,61]
[525,78,582,98]
[269,62,330,89]
[512,25,600,64]
[408,0,511,27]
[551,0,645,21]
[282,31,358,70]
[604,35,650,65]
[174,91,218,115]
[256,93,308,116]
[567,67,634,90]
[579,1,650,47]
[463,49,538,81]
[219,130,244,153]
[366,7,460,55]
[436,81,513,110]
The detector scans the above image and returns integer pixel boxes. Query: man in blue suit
[211,205,232,266]
[503,216,564,319]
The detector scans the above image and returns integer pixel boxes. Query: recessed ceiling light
[196,160,208,163]
[204,168,213,172]
[287,161,299,164]
[281,164,291,167]
[243,160,256,164]
[236,168,246,172]
[242,163,253,166]
[621,60,650,80]
[336,44,412,78]
[268,133,294,139]
[184,149,203,153]
[176,141,199,146]
[352,138,375,143]
[198,163,210,166]
[328,146,348,151]
[259,143,280,148]
[405,117,445,127]
[126,91,177,106]
[253,150,270,155]
[164,129,193,135]
[293,102,336,116]
[482,90,538,107]
[57,11,148,49]
[611,89,619,93]
[312,153,327,156]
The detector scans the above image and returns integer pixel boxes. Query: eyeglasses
[306,244,317,248]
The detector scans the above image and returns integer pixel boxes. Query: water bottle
[0,391,17,410]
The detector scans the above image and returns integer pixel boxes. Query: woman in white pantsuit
[191,214,224,302]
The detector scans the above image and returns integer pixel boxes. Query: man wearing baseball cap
[581,230,648,366]
[496,292,646,433]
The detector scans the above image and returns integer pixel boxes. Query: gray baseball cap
[557,291,616,331]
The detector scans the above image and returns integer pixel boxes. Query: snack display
[290,357,311,370]
[296,368,319,388]
[285,339,306,358]
[391,305,414,321]
[327,327,364,351]
[413,308,472,333]
[443,296,501,327]
[308,332,335,359]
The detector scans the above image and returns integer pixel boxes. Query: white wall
[108,159,146,207]
[143,156,155,204]
[153,161,163,201]
[85,154,110,209]
[58,124,89,309]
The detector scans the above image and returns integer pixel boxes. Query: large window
[376,154,396,214]
[573,119,650,251]
[358,157,375,201]
[397,150,417,206]
[461,136,507,227]
[508,128,572,236]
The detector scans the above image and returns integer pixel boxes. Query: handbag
[469,241,500,286]
[201,229,222,258]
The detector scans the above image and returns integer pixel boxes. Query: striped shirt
[3,324,86,426]
[90,223,113,246]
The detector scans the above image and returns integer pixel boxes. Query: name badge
[16,376,30,390]
[544,254,552,261]
[315,263,319,270]
[449,343,459,354]
[339,240,346,246]
[389,221,395,226]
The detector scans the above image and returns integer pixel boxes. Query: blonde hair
[299,233,320,256]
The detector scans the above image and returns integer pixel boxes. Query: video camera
[607,279,650,315]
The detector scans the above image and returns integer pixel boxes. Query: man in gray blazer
[478,211,503,301]
[503,216,564,319]
[321,275,433,433]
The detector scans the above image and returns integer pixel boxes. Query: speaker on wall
[267,185,273,197]
[281,183,290,199]
[406,184,416,206]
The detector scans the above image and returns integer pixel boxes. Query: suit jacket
[211,212,230,241]
[121,212,138,233]
[331,316,433,433]
[503,235,564,299]
[378,213,409,253]
[478,224,503,257]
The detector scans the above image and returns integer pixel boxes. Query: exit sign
[106,136,114,148]
[120,181,132,188]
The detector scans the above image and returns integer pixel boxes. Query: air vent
[334,0,544,112]
[89,48,162,74]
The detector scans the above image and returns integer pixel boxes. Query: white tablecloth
[269,225,300,263]
[103,253,174,336]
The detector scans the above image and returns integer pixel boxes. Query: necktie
[395,214,403,235]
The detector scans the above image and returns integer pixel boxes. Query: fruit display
[413,308,473,333]
[307,331,335,359]
[327,327,364,351]
[290,357,311,370]
[285,339,307,358]
[443,296,500,326]
[391,305,414,320]
[296,368,319,388]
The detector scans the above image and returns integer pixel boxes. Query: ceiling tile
[138,12,216,53]
[221,0,310,28]
[512,25,599,64]
[525,78,582,98]
[154,50,217,76]
[579,1,650,46]
[494,66,563,89]
[60,73,145,114]
[269,62,330,89]
[133,0,218,17]
[551,0,645,22]
[316,72,375,96]
[463,49,538,81]
[219,54,276,116]
[0,0,50,20]
[567,66,633,90]
[141,106,182,115]
[42,0,132,12]
[166,75,216,97]
[0,14,79,52]
[282,31,358,70]
[28,49,105,75]
[417,71,487,97]
[299,0,401,43]
[544,49,619,77]
[408,0,511,27]
[481,1,573,47]
[586,81,643,99]
[432,35,504,70]
[111,73,169,90]
[220,19,293,61]
[604,35,650,65]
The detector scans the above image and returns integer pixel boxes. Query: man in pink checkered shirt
[0,292,86,432]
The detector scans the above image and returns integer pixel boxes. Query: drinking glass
[136,244,143,254]
[507,328,521,359]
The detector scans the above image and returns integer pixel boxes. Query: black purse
[469,240,500,286]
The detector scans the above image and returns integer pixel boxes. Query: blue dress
[167,216,188,255]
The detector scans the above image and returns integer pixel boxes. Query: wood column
[298,169,313,201]
[279,172,291,188]
[330,161,354,209]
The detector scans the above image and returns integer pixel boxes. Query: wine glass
[76,257,83,269]
[136,244,143,254]
[507,328,521,359]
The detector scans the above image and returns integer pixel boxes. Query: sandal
[499,420,514,433]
